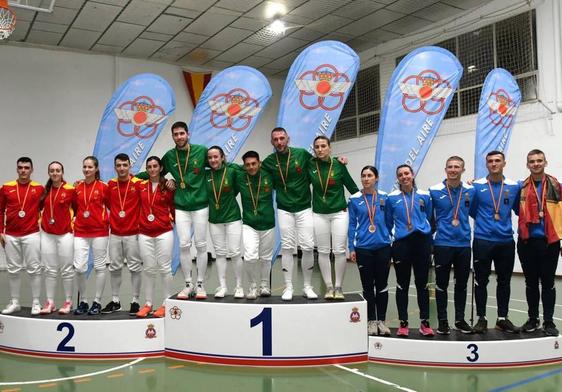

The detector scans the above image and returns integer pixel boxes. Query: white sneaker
[378,320,391,336]
[177,283,194,300]
[234,286,244,299]
[368,320,379,336]
[303,285,318,299]
[324,287,335,300]
[281,286,293,301]
[259,285,271,297]
[214,286,227,298]
[334,287,345,300]
[31,302,41,316]
[246,286,258,300]
[195,284,207,300]
[2,301,21,314]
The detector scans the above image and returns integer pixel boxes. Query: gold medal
[407,223,413,231]
[368,224,376,233]
[215,203,220,209]
[253,209,257,215]
[176,146,191,191]
[494,213,500,220]
[247,173,262,218]
[211,165,227,212]
[452,219,460,226]
[180,182,186,189]
[316,158,333,203]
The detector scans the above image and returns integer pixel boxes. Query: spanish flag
[182,71,212,107]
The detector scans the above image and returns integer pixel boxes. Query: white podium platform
[0,309,164,359]
[165,294,368,366]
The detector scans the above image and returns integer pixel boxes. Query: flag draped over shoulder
[474,68,521,178]
[183,71,212,107]
[93,73,175,181]
[375,46,463,193]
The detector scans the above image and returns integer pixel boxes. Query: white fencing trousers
[41,232,74,301]
[313,211,349,288]
[73,236,109,304]
[210,220,243,288]
[5,232,41,301]
[139,231,173,306]
[243,225,274,285]
[108,234,142,272]
[175,208,208,284]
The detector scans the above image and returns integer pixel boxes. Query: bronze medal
[407,223,413,231]
[452,219,460,227]
[368,224,376,233]
[494,213,500,220]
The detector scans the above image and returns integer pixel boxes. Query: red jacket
[0,180,44,237]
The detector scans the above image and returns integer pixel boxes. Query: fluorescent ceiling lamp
[265,1,286,19]
[267,19,286,35]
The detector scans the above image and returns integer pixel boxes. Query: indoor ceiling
[3,0,492,76]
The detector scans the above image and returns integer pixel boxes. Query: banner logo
[208,88,261,131]
[114,95,167,139]
[295,64,351,111]
[399,70,453,115]
[487,89,516,127]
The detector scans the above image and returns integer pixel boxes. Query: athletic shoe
[367,320,378,336]
[455,320,473,334]
[2,301,21,315]
[136,304,152,318]
[397,321,409,337]
[324,287,335,300]
[153,305,165,318]
[333,287,345,300]
[436,320,450,335]
[419,320,434,336]
[543,321,559,336]
[73,301,89,315]
[473,317,488,334]
[31,302,41,316]
[87,301,102,316]
[234,286,244,299]
[58,301,72,315]
[195,284,207,300]
[281,286,293,301]
[177,283,194,300]
[215,286,227,298]
[521,318,540,333]
[303,285,318,299]
[378,321,391,337]
[101,301,121,314]
[246,286,258,300]
[259,285,271,297]
[40,300,56,315]
[495,318,520,333]
[129,302,140,316]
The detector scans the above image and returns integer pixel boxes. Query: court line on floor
[0,357,145,386]
[488,366,562,392]
[334,364,418,392]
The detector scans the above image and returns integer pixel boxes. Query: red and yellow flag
[182,71,212,107]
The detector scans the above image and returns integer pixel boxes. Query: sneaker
[436,320,450,335]
[543,321,559,336]
[58,301,72,315]
[324,287,335,300]
[397,320,409,337]
[333,287,345,300]
[31,302,41,316]
[281,286,293,301]
[234,286,244,299]
[473,317,488,334]
[259,285,271,297]
[177,283,194,300]
[495,318,520,333]
[215,286,227,298]
[136,304,152,318]
[246,286,258,300]
[303,285,318,299]
[40,300,56,315]
[101,301,121,314]
[521,318,540,333]
[455,320,474,334]
[2,301,21,315]
[368,320,378,336]
[195,283,207,300]
[73,301,89,315]
[378,321,391,337]
[129,302,140,316]
[419,320,434,336]
[153,305,165,318]
[87,301,102,315]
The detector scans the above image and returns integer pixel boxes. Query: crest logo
[295,64,351,111]
[114,95,168,139]
[170,306,182,320]
[145,323,157,339]
[208,88,261,131]
[399,70,453,115]
[349,307,361,323]
[487,89,516,128]
[0,321,4,334]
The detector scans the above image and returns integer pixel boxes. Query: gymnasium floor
[0,257,561,392]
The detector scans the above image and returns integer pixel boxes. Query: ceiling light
[265,2,286,19]
[267,19,286,35]
[467,65,478,73]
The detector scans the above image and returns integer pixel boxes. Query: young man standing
[471,151,520,333]
[517,149,561,336]
[429,156,475,334]
[0,157,44,315]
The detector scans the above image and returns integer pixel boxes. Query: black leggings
[434,246,471,321]
[355,246,391,321]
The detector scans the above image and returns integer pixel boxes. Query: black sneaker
[87,301,102,315]
[454,320,473,334]
[473,317,488,334]
[495,318,520,333]
[436,320,450,335]
[129,302,140,316]
[101,301,122,314]
[543,321,559,336]
[73,301,89,315]
[521,318,540,333]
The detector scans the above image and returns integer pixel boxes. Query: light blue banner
[375,46,463,193]
[474,68,521,178]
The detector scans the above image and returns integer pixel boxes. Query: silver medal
[18,210,26,218]
[147,214,155,222]
[83,211,90,218]
[119,210,126,218]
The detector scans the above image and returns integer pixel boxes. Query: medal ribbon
[446,182,463,222]
[487,178,504,218]
[530,176,546,217]
[247,173,261,214]
[275,148,291,192]
[362,190,377,229]
[48,184,63,222]
[83,180,98,213]
[211,165,228,208]
[316,158,334,201]
[401,190,415,229]
[16,181,31,214]
[148,182,159,217]
[117,178,131,213]
[175,145,191,187]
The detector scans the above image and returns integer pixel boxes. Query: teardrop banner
[93,73,176,181]
[474,68,521,178]
[375,46,463,193]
